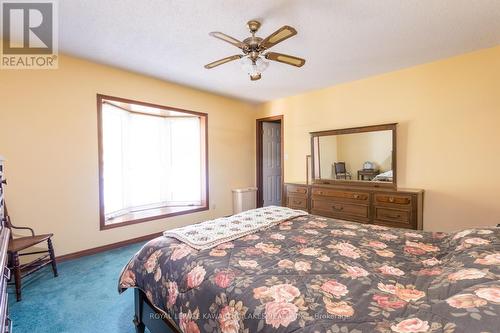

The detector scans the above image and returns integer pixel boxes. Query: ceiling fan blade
[204,55,243,69]
[259,25,297,50]
[209,32,246,49]
[265,52,305,67]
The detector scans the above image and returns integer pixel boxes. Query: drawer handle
[292,200,302,205]
[332,205,344,211]
[3,267,10,280]
[382,213,401,219]
[389,197,395,203]
[317,191,324,195]
[353,194,360,199]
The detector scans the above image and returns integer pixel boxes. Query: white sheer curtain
[102,103,202,219]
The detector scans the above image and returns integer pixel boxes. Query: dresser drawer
[286,185,308,197]
[286,196,308,210]
[374,193,412,206]
[312,199,369,219]
[312,188,369,202]
[375,207,410,223]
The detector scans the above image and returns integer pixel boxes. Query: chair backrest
[334,162,347,174]
[2,203,14,239]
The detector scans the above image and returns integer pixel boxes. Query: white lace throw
[163,206,308,250]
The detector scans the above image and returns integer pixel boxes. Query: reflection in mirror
[318,130,393,182]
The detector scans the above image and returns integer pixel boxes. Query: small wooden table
[357,169,379,181]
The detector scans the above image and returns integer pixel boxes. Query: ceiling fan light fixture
[240,56,268,81]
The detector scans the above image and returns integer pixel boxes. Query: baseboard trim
[57,231,163,262]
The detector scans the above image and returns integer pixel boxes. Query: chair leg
[12,252,22,302]
[47,238,58,277]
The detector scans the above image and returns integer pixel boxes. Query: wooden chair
[333,162,352,180]
[4,205,58,301]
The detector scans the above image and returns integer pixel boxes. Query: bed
[372,170,393,182]
[119,209,499,333]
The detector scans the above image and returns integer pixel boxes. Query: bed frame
[133,288,181,333]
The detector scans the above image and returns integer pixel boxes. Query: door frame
[256,115,284,208]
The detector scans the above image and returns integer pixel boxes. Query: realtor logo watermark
[1,0,58,69]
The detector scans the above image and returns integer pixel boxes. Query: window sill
[100,205,208,230]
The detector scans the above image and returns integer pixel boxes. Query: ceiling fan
[204,20,306,81]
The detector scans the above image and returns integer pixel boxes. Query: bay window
[97,95,208,229]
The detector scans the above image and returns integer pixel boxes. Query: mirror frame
[310,123,397,189]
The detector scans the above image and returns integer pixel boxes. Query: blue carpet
[8,242,149,333]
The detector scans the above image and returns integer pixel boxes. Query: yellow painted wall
[257,46,500,232]
[0,54,256,256]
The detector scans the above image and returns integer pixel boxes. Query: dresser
[285,182,423,230]
[0,157,12,332]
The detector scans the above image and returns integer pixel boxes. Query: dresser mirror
[311,123,397,188]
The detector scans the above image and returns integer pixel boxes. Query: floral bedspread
[119,214,500,333]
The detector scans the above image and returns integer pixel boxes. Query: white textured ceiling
[59,0,500,102]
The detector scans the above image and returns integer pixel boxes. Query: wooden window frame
[97,94,209,230]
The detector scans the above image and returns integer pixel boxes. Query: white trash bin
[232,187,258,214]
